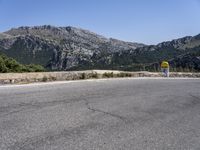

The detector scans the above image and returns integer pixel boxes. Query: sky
[0,0,200,44]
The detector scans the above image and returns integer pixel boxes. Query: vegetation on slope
[0,53,45,73]
[0,26,200,72]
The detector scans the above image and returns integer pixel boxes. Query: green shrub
[42,76,48,82]
[0,56,8,72]
[50,76,57,81]
[103,72,114,78]
[0,54,45,73]
[117,72,132,77]
[25,64,45,72]
[92,72,98,78]
[80,73,86,79]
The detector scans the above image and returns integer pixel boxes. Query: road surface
[0,78,200,150]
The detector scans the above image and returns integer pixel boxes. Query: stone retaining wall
[0,70,199,84]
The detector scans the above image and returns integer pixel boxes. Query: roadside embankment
[0,70,199,84]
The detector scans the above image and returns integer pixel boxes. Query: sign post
[161,61,169,77]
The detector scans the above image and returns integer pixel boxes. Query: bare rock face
[0,25,145,70]
[0,25,200,71]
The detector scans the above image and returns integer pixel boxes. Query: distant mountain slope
[169,52,200,71]
[144,51,200,72]
[5,26,144,51]
[0,25,145,70]
[111,34,200,71]
[0,25,200,71]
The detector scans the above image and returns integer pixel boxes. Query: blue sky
[0,0,200,44]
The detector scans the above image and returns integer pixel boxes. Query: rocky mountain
[0,25,145,70]
[144,51,200,72]
[169,53,200,71]
[0,25,200,71]
[111,34,200,71]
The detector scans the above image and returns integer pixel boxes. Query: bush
[0,57,8,72]
[117,72,132,77]
[80,73,86,79]
[0,54,45,73]
[50,76,57,81]
[92,72,98,78]
[25,64,45,72]
[42,76,48,82]
[103,72,114,78]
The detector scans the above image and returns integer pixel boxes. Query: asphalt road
[0,78,200,150]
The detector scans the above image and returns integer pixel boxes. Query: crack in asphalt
[82,98,128,123]
[189,94,200,101]
[0,91,112,118]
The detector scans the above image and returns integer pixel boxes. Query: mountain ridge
[0,25,200,71]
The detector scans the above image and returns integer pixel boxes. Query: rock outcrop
[0,25,144,70]
[0,25,200,71]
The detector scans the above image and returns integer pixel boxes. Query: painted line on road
[0,77,199,88]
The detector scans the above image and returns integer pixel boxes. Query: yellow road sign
[161,61,169,68]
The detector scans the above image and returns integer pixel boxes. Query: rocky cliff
[0,25,144,70]
[0,25,200,71]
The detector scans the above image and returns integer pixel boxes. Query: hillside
[0,53,45,73]
[0,25,144,70]
[0,25,200,71]
[111,35,200,71]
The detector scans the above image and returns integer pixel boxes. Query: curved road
[0,78,200,150]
